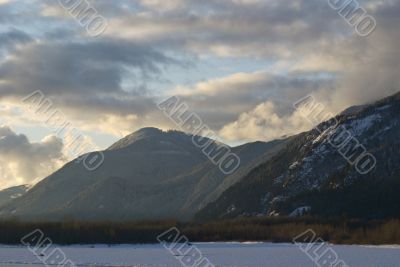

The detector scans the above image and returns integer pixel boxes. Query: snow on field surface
[0,242,399,267]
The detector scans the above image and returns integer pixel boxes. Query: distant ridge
[0,126,285,221]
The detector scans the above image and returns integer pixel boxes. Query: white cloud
[0,126,67,189]
[164,69,335,132]
[139,0,185,11]
[219,101,311,142]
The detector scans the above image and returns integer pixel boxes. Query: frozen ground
[0,242,399,267]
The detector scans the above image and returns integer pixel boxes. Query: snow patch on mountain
[348,114,381,136]
[289,206,311,217]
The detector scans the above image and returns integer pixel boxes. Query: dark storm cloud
[0,40,176,96]
[105,0,352,58]
[0,37,181,119]
[0,29,32,49]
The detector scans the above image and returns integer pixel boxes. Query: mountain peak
[107,127,197,151]
[107,127,165,150]
[134,127,163,135]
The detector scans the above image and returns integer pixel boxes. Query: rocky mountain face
[0,128,286,221]
[196,92,400,220]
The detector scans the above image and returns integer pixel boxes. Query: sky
[0,0,399,189]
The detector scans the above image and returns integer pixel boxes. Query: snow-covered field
[0,242,399,267]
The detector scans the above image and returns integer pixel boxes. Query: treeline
[1,216,399,245]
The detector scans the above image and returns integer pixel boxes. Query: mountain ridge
[195,91,400,220]
[0,185,31,208]
[1,92,399,222]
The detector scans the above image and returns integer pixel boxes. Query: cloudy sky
[0,0,398,189]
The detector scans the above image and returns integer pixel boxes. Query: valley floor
[0,243,399,267]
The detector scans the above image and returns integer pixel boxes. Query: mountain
[196,92,400,220]
[0,185,31,207]
[2,92,399,222]
[0,128,286,221]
